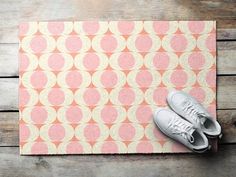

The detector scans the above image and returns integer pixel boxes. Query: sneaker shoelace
[182,100,207,125]
[167,116,195,143]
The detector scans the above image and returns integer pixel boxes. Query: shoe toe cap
[167,90,187,107]
[154,108,174,128]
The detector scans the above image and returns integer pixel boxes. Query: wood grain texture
[1,76,235,110]
[217,28,236,40]
[0,145,235,177]
[0,112,18,146]
[0,0,235,175]
[0,110,235,147]
[217,41,236,75]
[0,42,236,77]
[0,0,236,43]
[218,110,236,144]
[217,76,236,109]
[0,44,18,76]
[0,78,18,110]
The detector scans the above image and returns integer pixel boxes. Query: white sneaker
[167,90,222,138]
[154,108,209,153]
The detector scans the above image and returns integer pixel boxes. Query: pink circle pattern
[19,21,216,154]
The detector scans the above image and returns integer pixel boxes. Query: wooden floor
[0,0,236,176]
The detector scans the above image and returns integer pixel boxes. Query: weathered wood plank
[0,0,236,43]
[0,145,235,177]
[218,110,236,144]
[0,79,18,110]
[0,44,18,76]
[0,76,236,110]
[217,41,236,75]
[217,76,236,109]
[0,0,235,175]
[217,28,236,40]
[0,42,236,77]
[0,112,18,146]
[0,110,235,146]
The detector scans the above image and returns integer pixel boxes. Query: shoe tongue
[189,128,195,136]
[200,117,207,125]
[198,114,208,125]
[187,128,196,143]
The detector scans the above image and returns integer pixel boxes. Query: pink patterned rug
[19,21,216,154]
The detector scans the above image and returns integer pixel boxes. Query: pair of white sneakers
[154,90,222,153]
